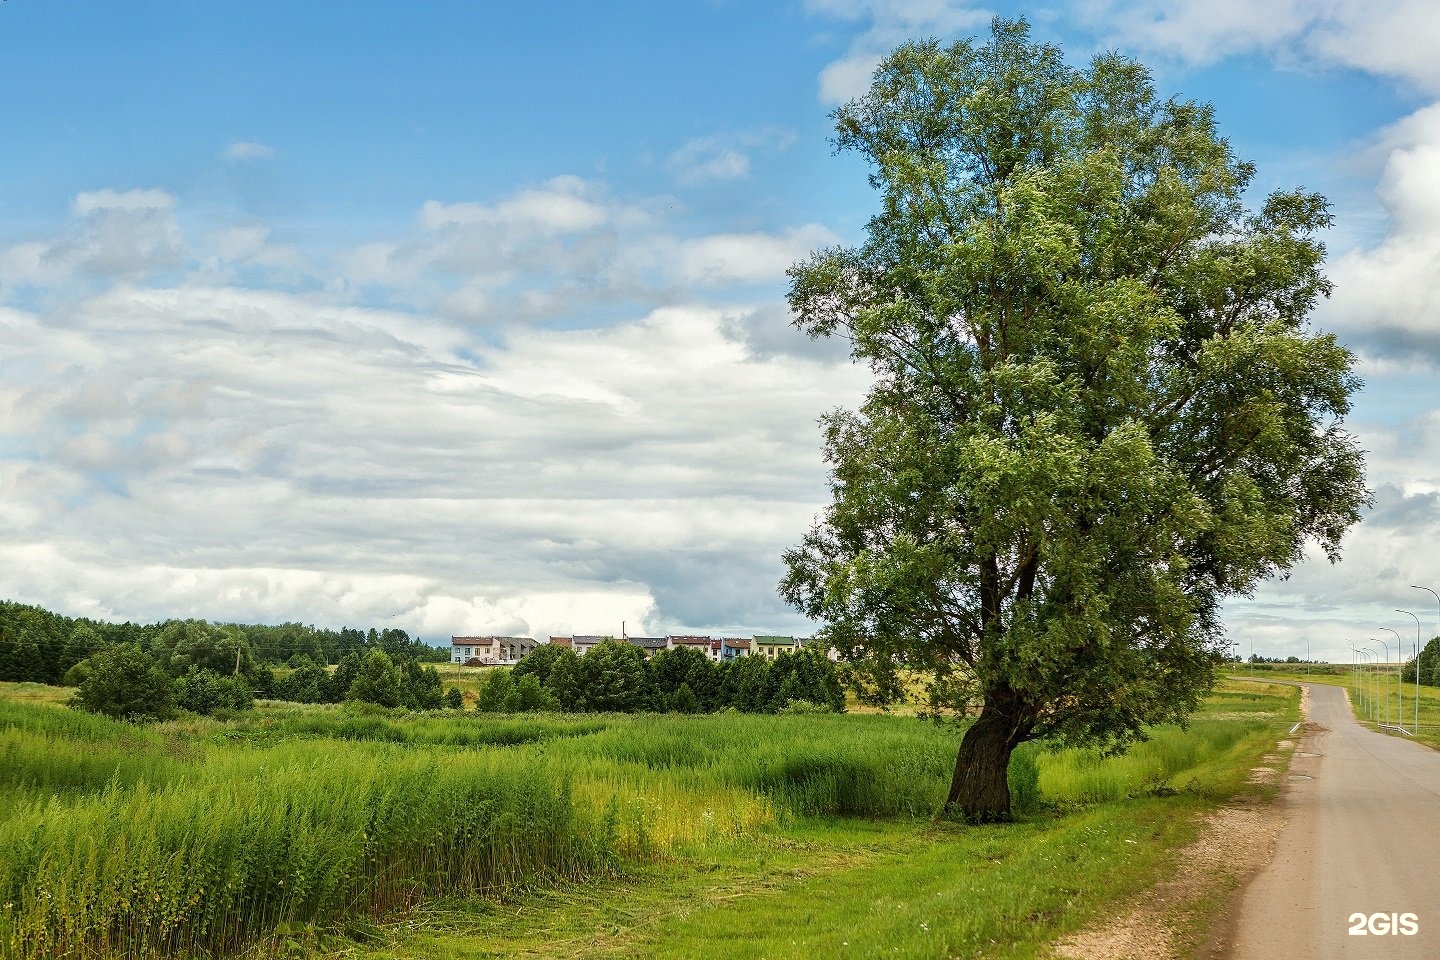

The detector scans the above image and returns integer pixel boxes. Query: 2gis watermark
[1348,913,1419,936]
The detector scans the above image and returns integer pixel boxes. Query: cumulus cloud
[0,278,868,637]
[1318,103,1440,363]
[224,141,276,161]
[1080,0,1440,93]
[0,188,184,284]
[805,0,993,104]
[676,224,840,285]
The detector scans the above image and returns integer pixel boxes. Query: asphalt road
[1226,681,1440,959]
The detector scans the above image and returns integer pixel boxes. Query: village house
[751,636,797,660]
[667,635,712,657]
[709,638,750,662]
[571,635,605,656]
[450,636,537,665]
[626,636,668,658]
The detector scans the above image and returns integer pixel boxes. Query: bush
[347,649,405,708]
[475,670,514,712]
[71,644,176,722]
[275,663,330,703]
[443,686,464,709]
[61,658,93,688]
[174,667,255,715]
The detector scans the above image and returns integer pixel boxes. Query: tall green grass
[0,681,1294,959]
[0,744,609,959]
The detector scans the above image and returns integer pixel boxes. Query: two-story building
[450,636,537,665]
[667,635,713,657]
[751,636,797,660]
[626,636,668,658]
[709,638,751,662]
[571,635,605,656]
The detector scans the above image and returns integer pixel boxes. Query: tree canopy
[780,20,1367,821]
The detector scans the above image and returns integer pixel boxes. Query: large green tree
[780,21,1367,821]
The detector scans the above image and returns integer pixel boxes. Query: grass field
[0,678,1298,959]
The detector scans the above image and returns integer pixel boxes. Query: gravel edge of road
[1048,687,1306,960]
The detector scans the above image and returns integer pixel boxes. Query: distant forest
[0,598,447,688]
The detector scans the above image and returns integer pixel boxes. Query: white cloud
[805,0,993,104]
[420,175,611,235]
[0,188,183,284]
[666,129,798,186]
[0,280,868,636]
[669,143,750,185]
[1319,103,1440,362]
[224,141,276,161]
[1080,0,1440,93]
[677,224,840,284]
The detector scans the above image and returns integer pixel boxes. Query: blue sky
[1,0,1437,661]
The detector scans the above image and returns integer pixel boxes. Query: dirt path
[1049,712,1296,960]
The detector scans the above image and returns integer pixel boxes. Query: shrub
[71,644,176,722]
[60,658,92,688]
[275,663,329,703]
[346,649,404,708]
[174,667,255,715]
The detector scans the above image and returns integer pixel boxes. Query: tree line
[0,598,448,689]
[479,640,845,714]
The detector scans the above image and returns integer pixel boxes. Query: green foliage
[400,658,444,710]
[1401,637,1440,686]
[781,18,1367,819]
[274,662,330,703]
[60,659,92,688]
[71,645,177,722]
[474,670,515,712]
[512,673,559,712]
[511,642,569,688]
[546,650,584,711]
[0,678,1293,957]
[346,649,405,708]
[173,667,254,715]
[327,651,364,702]
[578,640,649,712]
[443,686,464,709]
[0,740,608,959]
[1007,743,1043,817]
[668,682,701,714]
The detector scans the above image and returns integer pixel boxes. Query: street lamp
[1413,586,1440,682]
[1381,626,1403,731]
[1370,641,1388,727]
[1349,642,1371,721]
[1399,610,1422,733]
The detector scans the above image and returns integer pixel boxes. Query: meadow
[0,679,1297,959]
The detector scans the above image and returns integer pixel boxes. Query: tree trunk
[944,694,1031,823]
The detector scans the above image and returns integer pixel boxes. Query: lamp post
[1350,642,1371,721]
[1346,641,1358,714]
[1413,586,1440,684]
[1381,626,1403,731]
[1399,610,1422,733]
[1370,641,1388,726]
